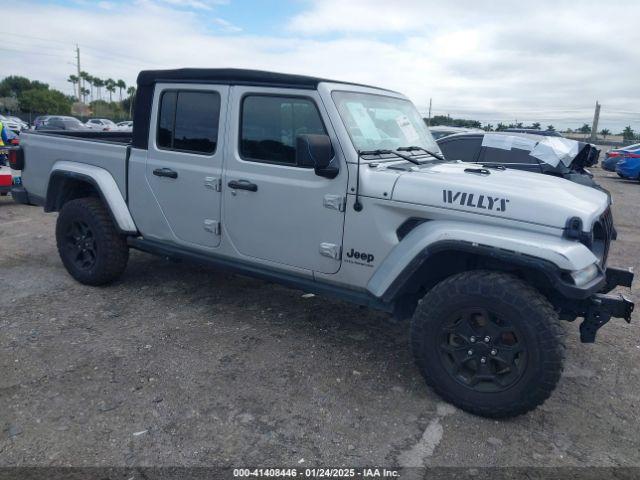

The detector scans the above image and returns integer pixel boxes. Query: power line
[4,31,166,68]
[0,47,72,60]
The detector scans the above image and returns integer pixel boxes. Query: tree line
[0,76,71,115]
[428,115,638,141]
[0,74,136,120]
[67,72,135,106]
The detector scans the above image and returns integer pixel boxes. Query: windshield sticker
[395,114,420,143]
[481,134,513,150]
[346,102,381,141]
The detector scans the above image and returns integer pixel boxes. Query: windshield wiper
[359,149,422,166]
[396,145,446,162]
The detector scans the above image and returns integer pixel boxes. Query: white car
[0,115,25,133]
[85,118,118,131]
[116,121,133,132]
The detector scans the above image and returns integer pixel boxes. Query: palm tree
[93,78,104,101]
[600,128,610,140]
[105,79,116,103]
[67,74,79,100]
[126,86,136,118]
[622,126,635,141]
[79,71,90,103]
[116,79,126,102]
[86,74,95,102]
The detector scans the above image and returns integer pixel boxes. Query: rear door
[222,86,348,274]
[146,83,229,248]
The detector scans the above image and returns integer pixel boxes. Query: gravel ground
[0,168,638,470]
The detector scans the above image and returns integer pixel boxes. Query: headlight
[571,263,599,286]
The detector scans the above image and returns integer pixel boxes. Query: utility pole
[427,98,432,126]
[590,101,600,142]
[75,44,82,102]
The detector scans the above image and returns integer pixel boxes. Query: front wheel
[56,197,129,286]
[411,271,565,418]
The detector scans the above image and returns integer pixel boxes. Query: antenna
[353,151,363,212]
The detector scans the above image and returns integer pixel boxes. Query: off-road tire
[56,197,129,286]
[411,270,566,418]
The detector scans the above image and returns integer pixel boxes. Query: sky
[2,0,639,132]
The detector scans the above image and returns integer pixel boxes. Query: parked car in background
[503,128,563,137]
[86,118,118,131]
[33,116,52,130]
[0,114,25,134]
[9,116,28,130]
[614,144,640,180]
[428,125,484,139]
[437,131,602,190]
[602,143,640,172]
[116,120,133,132]
[36,116,90,131]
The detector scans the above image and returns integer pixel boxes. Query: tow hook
[580,293,634,343]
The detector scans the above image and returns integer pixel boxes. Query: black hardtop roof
[137,68,394,91]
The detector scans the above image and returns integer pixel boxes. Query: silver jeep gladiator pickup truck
[9,68,634,418]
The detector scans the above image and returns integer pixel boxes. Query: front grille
[593,207,614,266]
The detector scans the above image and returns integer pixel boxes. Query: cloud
[212,17,242,33]
[3,0,639,131]
[152,0,228,10]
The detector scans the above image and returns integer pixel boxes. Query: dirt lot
[1,168,639,470]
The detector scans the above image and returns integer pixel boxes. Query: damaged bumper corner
[580,267,635,343]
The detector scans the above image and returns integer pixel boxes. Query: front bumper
[579,267,634,343]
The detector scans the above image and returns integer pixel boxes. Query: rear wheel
[411,271,565,418]
[56,197,129,285]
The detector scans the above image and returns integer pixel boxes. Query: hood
[390,161,609,231]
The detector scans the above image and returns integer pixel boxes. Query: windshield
[332,91,440,155]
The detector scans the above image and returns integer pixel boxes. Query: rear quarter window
[438,136,483,162]
[477,146,543,172]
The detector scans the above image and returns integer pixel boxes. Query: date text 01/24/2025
[233,468,399,477]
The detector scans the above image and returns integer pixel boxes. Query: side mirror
[296,134,339,179]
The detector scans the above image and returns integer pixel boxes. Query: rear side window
[157,90,221,154]
[240,95,326,165]
[477,146,542,172]
[438,136,483,162]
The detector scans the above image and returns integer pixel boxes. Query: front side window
[157,90,221,154]
[332,91,440,155]
[240,95,326,165]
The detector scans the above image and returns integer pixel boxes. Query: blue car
[604,143,640,171]
[615,144,640,180]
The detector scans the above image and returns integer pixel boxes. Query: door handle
[153,168,178,179]
[228,180,258,192]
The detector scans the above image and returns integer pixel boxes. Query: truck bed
[19,130,132,204]
[30,130,133,144]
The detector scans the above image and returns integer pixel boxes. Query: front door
[146,84,229,248]
[223,87,347,274]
